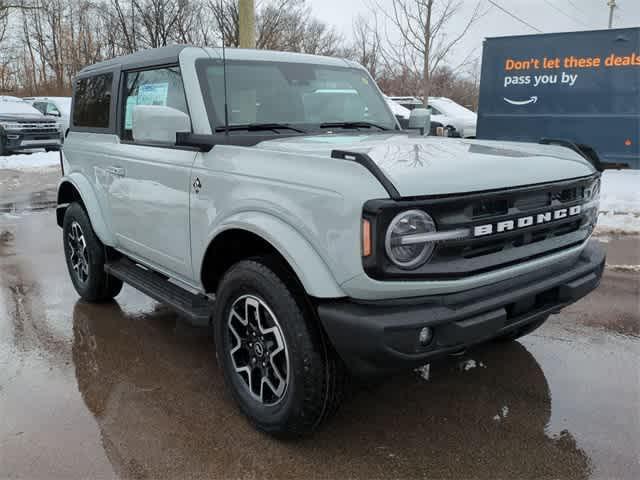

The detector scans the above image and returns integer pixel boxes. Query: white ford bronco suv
[58,46,605,436]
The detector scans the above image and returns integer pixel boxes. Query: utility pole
[239,0,256,49]
[607,0,617,29]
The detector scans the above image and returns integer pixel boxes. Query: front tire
[213,258,346,437]
[62,203,123,302]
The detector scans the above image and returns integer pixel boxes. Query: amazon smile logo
[503,96,538,106]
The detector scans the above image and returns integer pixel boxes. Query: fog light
[419,327,433,346]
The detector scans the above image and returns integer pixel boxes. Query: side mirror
[408,108,431,135]
[132,105,191,144]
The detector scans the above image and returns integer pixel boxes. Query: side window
[46,103,61,116]
[32,102,47,114]
[428,105,442,115]
[73,73,113,128]
[121,66,189,142]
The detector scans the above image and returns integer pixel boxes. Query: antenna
[220,0,230,136]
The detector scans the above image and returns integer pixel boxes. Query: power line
[542,0,591,28]
[486,0,543,33]
[564,0,595,23]
[565,0,581,9]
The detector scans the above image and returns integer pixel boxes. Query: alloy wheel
[67,221,89,284]
[227,295,290,406]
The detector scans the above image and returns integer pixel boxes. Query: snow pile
[414,364,430,381]
[597,170,640,235]
[492,406,510,422]
[0,151,60,171]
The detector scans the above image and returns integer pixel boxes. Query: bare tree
[0,1,10,45]
[349,13,391,80]
[1,0,482,108]
[132,0,190,49]
[208,0,343,56]
[371,0,485,101]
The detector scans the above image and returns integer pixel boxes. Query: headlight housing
[385,210,437,269]
[0,121,22,131]
[585,177,601,228]
[587,178,600,202]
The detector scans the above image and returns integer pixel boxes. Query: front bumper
[2,132,61,151]
[317,240,605,377]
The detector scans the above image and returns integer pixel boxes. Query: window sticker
[125,82,169,130]
[137,82,169,107]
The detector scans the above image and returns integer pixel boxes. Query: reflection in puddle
[71,301,591,479]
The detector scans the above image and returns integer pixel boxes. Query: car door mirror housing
[132,105,191,144]
[408,108,431,135]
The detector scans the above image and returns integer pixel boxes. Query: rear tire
[63,202,123,302]
[213,258,346,437]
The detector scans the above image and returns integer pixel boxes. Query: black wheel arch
[56,181,85,227]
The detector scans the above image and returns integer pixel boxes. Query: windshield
[197,59,397,131]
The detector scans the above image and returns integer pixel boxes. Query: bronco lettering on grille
[473,205,582,237]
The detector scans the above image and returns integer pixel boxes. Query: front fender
[206,212,346,299]
[57,173,115,246]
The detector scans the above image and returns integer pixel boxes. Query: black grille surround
[362,174,600,280]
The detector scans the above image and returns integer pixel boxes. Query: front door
[107,65,197,281]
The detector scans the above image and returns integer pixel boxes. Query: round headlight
[385,210,436,269]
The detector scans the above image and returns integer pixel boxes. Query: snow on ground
[0,150,60,171]
[596,170,640,235]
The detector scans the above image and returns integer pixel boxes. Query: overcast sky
[308,0,639,70]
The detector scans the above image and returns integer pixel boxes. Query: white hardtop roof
[78,45,361,78]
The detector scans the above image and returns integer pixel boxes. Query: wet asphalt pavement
[0,181,639,479]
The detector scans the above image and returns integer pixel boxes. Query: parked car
[389,96,477,137]
[384,95,411,122]
[58,46,604,437]
[0,96,62,155]
[24,96,72,134]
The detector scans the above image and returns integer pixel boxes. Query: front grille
[363,175,599,280]
[16,122,59,134]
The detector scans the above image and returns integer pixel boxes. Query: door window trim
[117,63,195,150]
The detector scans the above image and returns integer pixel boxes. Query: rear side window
[73,73,113,129]
[121,66,189,141]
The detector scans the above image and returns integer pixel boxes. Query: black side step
[105,258,211,327]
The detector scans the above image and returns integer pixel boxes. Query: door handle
[106,166,126,177]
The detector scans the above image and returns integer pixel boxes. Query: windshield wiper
[215,123,306,133]
[319,121,390,131]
